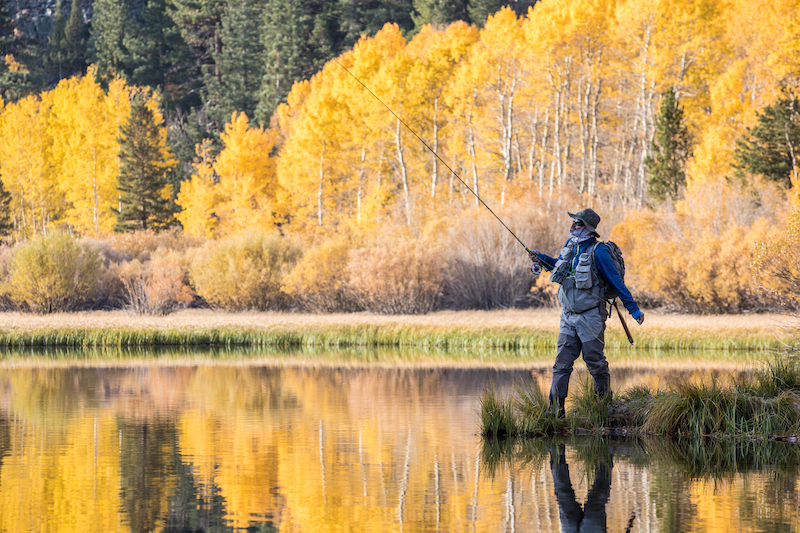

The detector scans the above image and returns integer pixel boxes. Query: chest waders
[547,238,612,417]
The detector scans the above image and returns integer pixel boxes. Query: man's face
[570,219,584,232]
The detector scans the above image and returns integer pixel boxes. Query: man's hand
[636,312,645,325]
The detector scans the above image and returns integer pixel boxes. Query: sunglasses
[573,220,584,226]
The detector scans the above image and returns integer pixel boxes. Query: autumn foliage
[0,0,798,313]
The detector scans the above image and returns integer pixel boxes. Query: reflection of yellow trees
[0,415,125,533]
[1,366,800,532]
[687,476,800,533]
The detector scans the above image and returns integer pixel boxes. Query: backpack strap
[587,241,612,304]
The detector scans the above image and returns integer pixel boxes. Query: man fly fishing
[528,208,644,418]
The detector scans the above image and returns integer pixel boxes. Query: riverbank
[0,308,793,351]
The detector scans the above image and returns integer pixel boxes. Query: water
[0,361,797,532]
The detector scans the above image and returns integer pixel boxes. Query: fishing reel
[531,262,543,275]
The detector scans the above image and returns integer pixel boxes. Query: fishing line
[279,6,533,252]
[324,54,533,253]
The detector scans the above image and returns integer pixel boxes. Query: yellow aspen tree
[47,69,133,235]
[175,140,221,238]
[404,22,479,215]
[689,0,800,190]
[359,24,421,228]
[607,0,661,208]
[645,0,729,142]
[0,95,59,238]
[212,112,281,236]
[278,24,405,235]
[337,27,408,232]
[524,1,579,203]
[459,8,526,207]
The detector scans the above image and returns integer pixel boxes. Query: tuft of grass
[479,355,800,441]
[568,375,613,430]
[479,386,519,439]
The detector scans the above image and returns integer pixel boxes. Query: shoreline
[0,308,792,354]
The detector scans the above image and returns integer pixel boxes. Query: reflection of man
[550,444,612,533]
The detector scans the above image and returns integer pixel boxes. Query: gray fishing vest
[550,238,605,314]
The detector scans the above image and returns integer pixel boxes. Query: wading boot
[546,395,566,419]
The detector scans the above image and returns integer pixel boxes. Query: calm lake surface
[0,356,797,532]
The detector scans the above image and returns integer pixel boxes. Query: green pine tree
[0,177,13,239]
[44,0,67,80]
[124,0,189,93]
[256,0,344,123]
[89,0,129,80]
[337,0,415,49]
[467,0,536,27]
[62,0,89,77]
[645,87,692,203]
[411,0,468,34]
[204,0,265,128]
[113,96,176,232]
[733,91,800,189]
[0,0,35,102]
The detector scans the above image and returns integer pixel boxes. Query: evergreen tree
[168,0,226,103]
[204,0,265,129]
[257,0,342,123]
[0,1,35,103]
[733,91,800,189]
[89,0,129,80]
[468,0,536,27]
[337,0,414,50]
[44,0,68,80]
[645,87,691,203]
[412,0,469,33]
[124,0,188,92]
[114,96,177,232]
[62,0,89,77]
[0,177,13,239]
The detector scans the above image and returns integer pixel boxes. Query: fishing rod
[328,55,534,256]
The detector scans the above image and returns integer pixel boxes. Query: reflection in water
[550,443,612,533]
[0,363,797,532]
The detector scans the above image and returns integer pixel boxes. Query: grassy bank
[480,357,800,440]
[0,308,793,352]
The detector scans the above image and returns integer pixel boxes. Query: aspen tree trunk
[499,75,516,206]
[553,86,563,193]
[395,119,412,225]
[431,97,439,198]
[92,145,99,233]
[578,77,588,195]
[467,109,479,208]
[317,152,324,226]
[589,87,600,202]
[527,106,540,184]
[538,109,550,200]
[357,147,365,222]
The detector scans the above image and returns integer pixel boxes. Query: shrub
[347,238,444,314]
[5,231,101,313]
[282,236,361,312]
[752,206,800,310]
[103,227,200,262]
[119,250,194,315]
[188,232,300,311]
[613,202,776,313]
[439,210,547,309]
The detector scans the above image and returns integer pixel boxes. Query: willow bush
[4,231,102,313]
[118,250,194,315]
[188,232,300,311]
[439,209,561,309]
[282,236,362,312]
[347,238,444,314]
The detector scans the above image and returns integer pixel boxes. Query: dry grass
[0,307,791,334]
